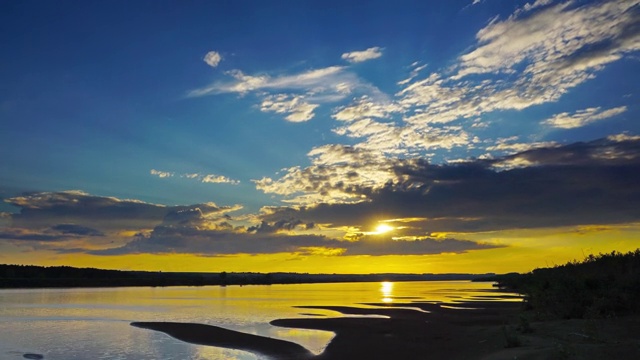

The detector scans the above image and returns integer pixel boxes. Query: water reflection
[380,281,393,303]
[0,281,515,359]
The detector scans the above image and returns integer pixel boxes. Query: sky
[1,0,639,274]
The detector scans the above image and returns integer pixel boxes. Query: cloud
[259,137,640,233]
[88,206,498,256]
[254,145,397,204]
[187,64,386,123]
[50,224,104,237]
[0,188,501,257]
[390,0,639,133]
[91,227,498,256]
[151,169,239,184]
[332,96,402,122]
[254,123,478,206]
[397,63,428,86]
[13,138,640,257]
[457,1,639,78]
[341,47,384,63]
[150,169,174,178]
[486,137,558,154]
[542,106,627,129]
[174,1,640,245]
[0,223,104,245]
[201,174,240,185]
[3,190,241,232]
[203,51,222,68]
[608,133,640,142]
[261,94,319,122]
[453,0,640,111]
[310,0,638,178]
[0,228,73,242]
[514,0,554,17]
[188,66,349,97]
[489,135,640,168]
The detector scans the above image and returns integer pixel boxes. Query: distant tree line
[0,264,495,289]
[488,249,640,319]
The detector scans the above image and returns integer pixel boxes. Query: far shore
[0,263,497,289]
[131,298,640,359]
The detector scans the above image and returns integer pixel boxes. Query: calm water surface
[0,281,513,359]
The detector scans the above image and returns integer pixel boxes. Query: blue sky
[1,0,639,272]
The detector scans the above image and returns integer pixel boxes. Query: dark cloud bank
[2,137,639,256]
[264,137,640,232]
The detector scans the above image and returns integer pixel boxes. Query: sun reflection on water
[380,281,393,303]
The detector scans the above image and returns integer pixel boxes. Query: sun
[374,224,394,234]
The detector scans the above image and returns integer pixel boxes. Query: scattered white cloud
[608,133,640,142]
[341,47,384,63]
[261,94,319,122]
[201,174,240,185]
[187,60,388,124]
[332,96,402,122]
[203,51,222,68]
[456,1,640,86]
[151,169,239,185]
[150,169,174,178]
[542,106,627,129]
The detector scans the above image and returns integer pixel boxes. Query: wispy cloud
[187,60,387,123]
[188,66,348,97]
[542,106,627,129]
[341,47,384,63]
[203,50,222,68]
[150,169,239,184]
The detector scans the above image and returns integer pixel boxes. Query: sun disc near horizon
[374,224,394,234]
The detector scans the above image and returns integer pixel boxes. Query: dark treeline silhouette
[485,249,640,319]
[0,264,495,289]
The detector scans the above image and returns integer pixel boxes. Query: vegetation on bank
[0,264,494,288]
[491,249,640,319]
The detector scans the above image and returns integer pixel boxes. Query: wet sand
[132,301,640,359]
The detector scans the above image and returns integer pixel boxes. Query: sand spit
[132,301,640,359]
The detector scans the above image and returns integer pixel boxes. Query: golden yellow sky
[3,223,638,274]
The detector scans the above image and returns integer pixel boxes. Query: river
[0,280,511,359]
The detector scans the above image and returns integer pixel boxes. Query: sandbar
[132,300,640,359]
